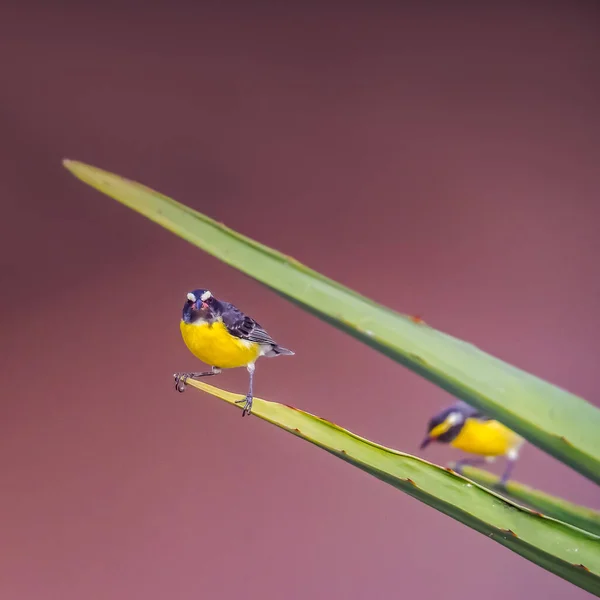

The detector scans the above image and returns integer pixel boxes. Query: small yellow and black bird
[174,289,294,416]
[419,400,524,485]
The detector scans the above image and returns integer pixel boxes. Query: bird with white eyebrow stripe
[174,289,294,416]
[419,400,525,485]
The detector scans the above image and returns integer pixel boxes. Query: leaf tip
[62,158,83,175]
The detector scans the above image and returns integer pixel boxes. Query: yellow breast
[180,320,261,369]
[450,418,523,457]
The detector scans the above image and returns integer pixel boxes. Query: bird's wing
[220,303,278,346]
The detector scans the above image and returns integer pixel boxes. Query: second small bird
[174,289,294,416]
[420,400,524,485]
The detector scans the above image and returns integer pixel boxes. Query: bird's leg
[498,452,518,488]
[235,363,255,417]
[174,367,221,393]
[452,457,487,475]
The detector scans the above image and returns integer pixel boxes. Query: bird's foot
[496,458,516,489]
[174,369,221,393]
[451,460,468,475]
[235,394,253,417]
[174,372,192,392]
[497,473,511,489]
[451,458,486,477]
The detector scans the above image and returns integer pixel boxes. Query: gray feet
[452,457,486,475]
[498,459,516,488]
[173,368,221,392]
[235,394,253,417]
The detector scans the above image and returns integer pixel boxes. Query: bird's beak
[419,436,433,450]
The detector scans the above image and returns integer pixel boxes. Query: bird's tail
[264,345,295,357]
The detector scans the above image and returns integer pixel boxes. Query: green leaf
[185,380,600,595]
[453,464,600,536]
[62,159,600,484]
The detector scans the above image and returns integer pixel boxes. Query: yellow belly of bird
[450,418,522,456]
[180,320,261,369]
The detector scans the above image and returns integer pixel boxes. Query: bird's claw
[235,394,253,417]
[174,369,221,393]
[497,476,509,489]
[174,372,189,393]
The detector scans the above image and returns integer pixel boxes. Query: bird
[419,400,524,486]
[174,289,294,416]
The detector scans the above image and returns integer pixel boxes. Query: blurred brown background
[1,3,599,599]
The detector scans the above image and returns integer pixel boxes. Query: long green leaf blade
[62,159,600,484]
[453,464,600,536]
[186,380,600,595]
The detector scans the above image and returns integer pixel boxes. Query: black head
[181,289,220,323]
[419,405,468,449]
